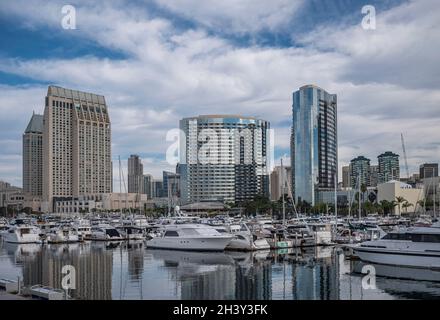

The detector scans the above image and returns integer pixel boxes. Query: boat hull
[354,247,440,269]
[146,236,232,251]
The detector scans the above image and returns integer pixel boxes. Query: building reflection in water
[9,242,114,300]
[2,241,439,300]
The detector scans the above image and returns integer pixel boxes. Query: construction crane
[401,133,410,179]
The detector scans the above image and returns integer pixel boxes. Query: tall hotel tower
[42,86,112,210]
[291,85,337,205]
[23,113,44,198]
[179,115,270,204]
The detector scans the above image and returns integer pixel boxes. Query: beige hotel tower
[42,86,112,211]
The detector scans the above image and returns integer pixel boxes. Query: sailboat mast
[281,158,285,226]
[119,156,123,217]
[358,174,361,220]
[334,172,338,220]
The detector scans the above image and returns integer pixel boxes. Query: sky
[0,0,439,191]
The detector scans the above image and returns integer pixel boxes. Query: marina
[0,213,439,300]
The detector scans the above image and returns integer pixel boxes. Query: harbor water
[1,240,439,300]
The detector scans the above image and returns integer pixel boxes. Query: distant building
[179,115,270,204]
[291,85,338,205]
[23,113,43,198]
[350,156,370,188]
[153,180,164,198]
[0,181,24,212]
[342,165,350,188]
[420,163,438,179]
[377,180,423,215]
[163,171,180,198]
[270,165,292,201]
[128,155,143,194]
[422,176,439,204]
[53,193,148,214]
[42,86,112,212]
[369,165,379,187]
[378,151,400,184]
[141,174,154,199]
[317,190,352,207]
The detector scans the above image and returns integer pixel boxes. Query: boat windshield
[383,232,440,243]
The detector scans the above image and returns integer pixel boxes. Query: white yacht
[117,225,145,240]
[3,225,41,244]
[88,224,124,241]
[146,224,233,251]
[46,226,79,244]
[220,224,270,251]
[73,219,92,241]
[352,226,440,269]
[0,218,9,235]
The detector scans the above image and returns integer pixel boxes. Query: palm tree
[390,200,397,215]
[416,200,425,213]
[402,201,413,214]
[395,196,406,216]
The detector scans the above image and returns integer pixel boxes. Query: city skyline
[0,0,439,191]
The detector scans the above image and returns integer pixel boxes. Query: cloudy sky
[0,0,439,190]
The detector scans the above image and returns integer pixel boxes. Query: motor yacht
[351,226,440,269]
[146,224,233,251]
[3,225,41,244]
[88,224,124,241]
[117,225,145,240]
[221,224,270,251]
[46,225,79,244]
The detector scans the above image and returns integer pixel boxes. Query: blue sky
[0,0,439,190]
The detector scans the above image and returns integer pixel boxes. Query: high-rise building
[153,180,164,198]
[270,165,292,201]
[420,163,438,179]
[127,155,143,193]
[142,174,154,199]
[350,156,370,188]
[378,151,400,184]
[369,164,379,187]
[42,86,112,211]
[342,165,350,188]
[163,171,180,198]
[23,113,43,198]
[179,115,270,204]
[291,85,337,205]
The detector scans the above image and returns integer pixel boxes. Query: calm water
[1,240,439,300]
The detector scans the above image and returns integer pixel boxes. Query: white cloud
[0,0,439,191]
[153,0,304,34]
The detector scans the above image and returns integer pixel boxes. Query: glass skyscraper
[179,115,270,204]
[291,85,337,205]
[378,151,400,184]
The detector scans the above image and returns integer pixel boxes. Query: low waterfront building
[53,193,148,214]
[377,180,423,215]
[0,181,24,213]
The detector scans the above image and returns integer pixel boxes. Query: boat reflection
[353,261,440,299]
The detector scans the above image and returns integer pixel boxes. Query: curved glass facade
[291,85,337,205]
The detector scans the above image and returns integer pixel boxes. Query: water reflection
[0,240,439,300]
[353,261,440,299]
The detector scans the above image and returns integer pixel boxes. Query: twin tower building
[23,84,337,213]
